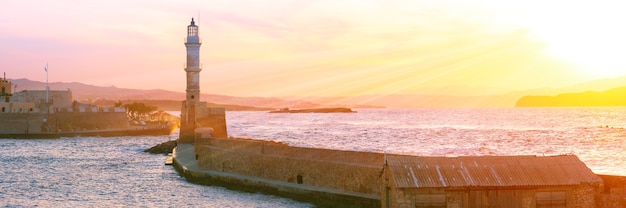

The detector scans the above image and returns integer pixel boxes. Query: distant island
[269,107,356,113]
[516,86,626,107]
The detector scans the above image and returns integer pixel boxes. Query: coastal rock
[144,140,177,154]
[269,107,356,113]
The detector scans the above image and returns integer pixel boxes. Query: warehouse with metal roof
[381,155,603,208]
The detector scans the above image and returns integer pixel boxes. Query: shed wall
[388,185,599,208]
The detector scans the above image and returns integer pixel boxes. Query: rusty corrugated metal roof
[386,155,602,188]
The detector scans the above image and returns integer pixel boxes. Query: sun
[537,25,626,79]
[488,0,626,79]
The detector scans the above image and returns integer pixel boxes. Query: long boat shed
[381,154,603,208]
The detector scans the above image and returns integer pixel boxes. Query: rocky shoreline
[144,140,177,155]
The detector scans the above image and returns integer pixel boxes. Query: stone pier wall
[597,175,626,208]
[194,137,383,205]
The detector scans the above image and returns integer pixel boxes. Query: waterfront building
[0,74,130,134]
[1,73,77,113]
[1,73,12,99]
[381,155,603,208]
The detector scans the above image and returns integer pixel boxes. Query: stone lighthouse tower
[180,18,202,143]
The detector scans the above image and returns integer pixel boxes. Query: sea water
[1,108,625,206]
[0,136,312,207]
[227,108,626,176]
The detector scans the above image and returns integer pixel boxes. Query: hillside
[10,78,183,100]
[516,87,626,107]
[91,99,273,111]
[9,79,321,109]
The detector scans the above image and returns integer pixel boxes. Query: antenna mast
[45,63,49,103]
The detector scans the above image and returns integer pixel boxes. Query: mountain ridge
[8,79,321,109]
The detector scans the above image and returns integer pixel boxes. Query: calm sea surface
[2,108,625,206]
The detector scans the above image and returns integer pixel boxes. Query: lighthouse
[180,18,202,142]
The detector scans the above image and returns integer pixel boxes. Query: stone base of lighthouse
[179,101,228,143]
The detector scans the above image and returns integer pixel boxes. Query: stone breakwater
[172,136,626,208]
[173,137,381,208]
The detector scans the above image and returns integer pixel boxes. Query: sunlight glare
[488,0,626,79]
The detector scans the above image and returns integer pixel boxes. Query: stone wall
[0,113,45,134]
[521,191,534,208]
[446,192,463,208]
[571,184,601,208]
[11,90,73,109]
[384,185,602,208]
[196,137,384,196]
[597,175,626,208]
[49,112,130,132]
[0,102,38,113]
[0,111,130,133]
[198,137,383,166]
[196,106,227,138]
[181,104,227,142]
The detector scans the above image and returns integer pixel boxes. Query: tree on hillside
[123,102,157,121]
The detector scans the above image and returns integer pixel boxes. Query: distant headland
[516,86,626,107]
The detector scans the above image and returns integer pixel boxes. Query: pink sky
[2,0,625,97]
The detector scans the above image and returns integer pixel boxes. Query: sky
[2,0,626,97]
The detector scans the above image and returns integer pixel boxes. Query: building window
[415,193,446,208]
[297,175,303,184]
[536,191,566,208]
